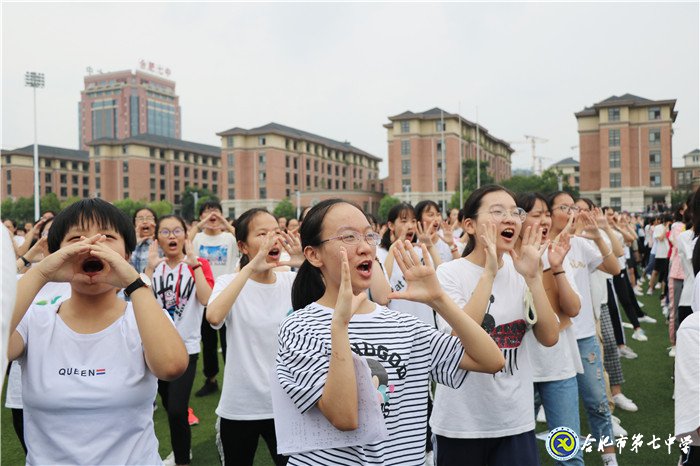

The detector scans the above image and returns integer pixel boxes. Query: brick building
[673,148,700,192]
[384,107,513,205]
[87,133,220,208]
[217,123,384,217]
[2,145,90,200]
[575,94,677,211]
[79,69,181,150]
[550,157,580,191]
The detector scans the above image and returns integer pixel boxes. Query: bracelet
[602,250,613,258]
[19,256,30,267]
[553,271,566,276]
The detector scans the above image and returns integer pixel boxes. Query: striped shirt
[276,302,467,465]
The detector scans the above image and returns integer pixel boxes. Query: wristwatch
[124,273,152,297]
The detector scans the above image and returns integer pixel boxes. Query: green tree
[671,189,694,208]
[461,159,495,192]
[13,197,35,223]
[1,198,14,220]
[273,199,296,220]
[501,168,578,198]
[377,195,401,223]
[60,196,82,210]
[113,199,147,220]
[181,186,219,221]
[147,200,173,218]
[40,193,61,215]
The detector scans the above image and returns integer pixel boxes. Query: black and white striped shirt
[276,302,468,465]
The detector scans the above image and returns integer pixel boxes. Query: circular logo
[545,426,580,461]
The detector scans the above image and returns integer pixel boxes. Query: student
[430,185,559,466]
[275,199,504,465]
[206,208,302,466]
[147,214,214,466]
[7,198,188,465]
[549,192,622,466]
[191,200,238,397]
[516,192,585,466]
[129,207,158,273]
[415,200,460,262]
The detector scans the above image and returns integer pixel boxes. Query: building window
[259,187,266,199]
[174,194,181,204]
[228,188,235,199]
[149,163,155,174]
[184,167,190,177]
[83,188,89,197]
[435,120,445,131]
[96,178,101,189]
[608,129,620,147]
[174,166,180,176]
[285,172,290,184]
[174,180,180,191]
[71,174,78,184]
[314,160,318,171]
[150,179,156,190]
[259,153,266,166]
[401,159,411,175]
[258,136,266,146]
[609,150,621,168]
[609,173,621,188]
[227,136,234,147]
[160,179,166,190]
[194,169,199,178]
[649,128,661,144]
[228,170,234,184]
[306,175,311,187]
[202,170,208,180]
[648,107,661,120]
[400,121,410,133]
[650,173,661,187]
[610,197,622,210]
[401,140,411,156]
[123,161,128,173]
[45,173,51,183]
[306,159,310,171]
[123,177,129,188]
[608,108,620,122]
[60,174,67,184]
[649,151,661,168]
[160,164,165,175]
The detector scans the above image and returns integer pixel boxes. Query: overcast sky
[2,2,698,177]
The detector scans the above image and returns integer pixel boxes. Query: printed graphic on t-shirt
[198,245,229,266]
[154,269,195,321]
[35,295,63,306]
[366,358,394,418]
[350,341,405,419]
[483,295,527,376]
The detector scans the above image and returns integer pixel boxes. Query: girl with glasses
[276,199,504,466]
[206,208,303,466]
[430,185,559,466]
[147,214,214,466]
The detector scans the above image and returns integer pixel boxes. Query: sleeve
[674,314,700,443]
[435,264,469,334]
[275,315,331,414]
[580,238,604,273]
[422,323,468,389]
[693,272,700,314]
[15,306,32,346]
[195,257,215,288]
[208,274,234,330]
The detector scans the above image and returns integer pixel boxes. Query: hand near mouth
[439,220,455,246]
[548,230,571,271]
[480,223,499,277]
[278,230,304,268]
[416,220,435,245]
[333,247,367,326]
[34,234,102,284]
[577,212,602,240]
[243,232,280,275]
[86,241,140,288]
[184,240,199,267]
[510,225,548,280]
[146,241,166,273]
[388,241,443,307]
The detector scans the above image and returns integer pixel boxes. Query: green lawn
[2,289,679,465]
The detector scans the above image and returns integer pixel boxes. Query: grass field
[2,288,680,465]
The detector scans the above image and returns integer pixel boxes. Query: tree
[40,193,61,215]
[113,199,147,220]
[461,159,494,192]
[273,199,296,220]
[377,195,401,223]
[60,196,82,210]
[147,200,173,218]
[1,198,14,221]
[501,167,578,198]
[181,186,220,221]
[13,197,35,223]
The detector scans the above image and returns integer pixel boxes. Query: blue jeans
[576,336,614,447]
[535,377,584,466]
[644,253,656,277]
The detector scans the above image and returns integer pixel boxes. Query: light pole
[25,71,45,221]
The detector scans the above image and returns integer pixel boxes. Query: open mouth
[405,232,415,242]
[81,258,105,274]
[500,228,515,239]
[167,240,178,250]
[541,227,549,239]
[268,248,280,260]
[356,260,373,278]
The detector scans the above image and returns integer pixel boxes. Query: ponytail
[291,260,326,310]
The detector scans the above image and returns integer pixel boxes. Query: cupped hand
[333,247,367,326]
[146,241,166,271]
[578,212,602,240]
[278,230,304,268]
[184,239,199,267]
[35,234,102,283]
[387,241,444,306]
[243,231,279,274]
[480,222,499,277]
[510,225,548,280]
[87,241,140,288]
[548,230,571,270]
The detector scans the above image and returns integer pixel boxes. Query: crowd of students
[3,185,699,466]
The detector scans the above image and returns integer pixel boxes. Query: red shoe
[188,407,199,426]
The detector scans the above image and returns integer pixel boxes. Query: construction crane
[533,155,551,176]
[524,135,548,175]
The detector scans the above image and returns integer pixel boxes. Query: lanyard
[162,263,184,307]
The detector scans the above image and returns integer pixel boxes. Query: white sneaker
[618,346,638,359]
[622,322,634,329]
[613,393,639,412]
[611,414,621,424]
[632,328,648,342]
[536,405,547,423]
[646,288,653,295]
[162,450,192,466]
[655,283,661,290]
[639,315,657,324]
[424,450,434,466]
[612,417,628,438]
[637,300,645,308]
[633,287,644,296]
[535,430,550,441]
[669,346,676,357]
[662,306,669,318]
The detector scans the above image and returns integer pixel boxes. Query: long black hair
[461,184,516,257]
[379,202,415,250]
[414,200,440,223]
[689,187,700,275]
[291,199,361,310]
[234,208,272,268]
[515,192,550,214]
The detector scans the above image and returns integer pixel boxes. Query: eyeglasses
[135,216,156,223]
[320,231,381,246]
[158,228,185,237]
[553,205,580,214]
[479,207,527,222]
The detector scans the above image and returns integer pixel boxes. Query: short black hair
[132,207,158,225]
[198,200,223,216]
[48,198,136,254]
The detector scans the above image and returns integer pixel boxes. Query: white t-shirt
[13,235,25,247]
[677,229,697,308]
[694,271,700,314]
[194,231,238,278]
[16,302,162,465]
[151,261,206,354]
[431,255,535,438]
[526,250,583,382]
[377,246,436,327]
[210,271,295,420]
[654,224,670,257]
[2,226,17,376]
[276,302,467,465]
[5,281,72,409]
[566,237,603,340]
[435,239,454,263]
[674,312,700,446]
